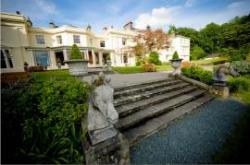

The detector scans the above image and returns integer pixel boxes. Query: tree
[168,24,177,34]
[200,23,223,53]
[134,28,170,53]
[149,51,161,65]
[70,44,82,59]
[191,45,206,60]
[172,51,179,60]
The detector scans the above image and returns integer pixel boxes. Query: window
[1,49,13,68]
[1,50,6,68]
[56,35,62,44]
[36,35,45,44]
[122,38,126,45]
[100,41,105,47]
[123,54,128,63]
[34,51,50,66]
[73,35,80,44]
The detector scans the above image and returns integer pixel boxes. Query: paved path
[130,98,247,164]
[82,72,169,88]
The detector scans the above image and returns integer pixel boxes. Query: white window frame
[1,49,13,68]
[56,35,62,44]
[36,35,45,44]
[73,35,80,44]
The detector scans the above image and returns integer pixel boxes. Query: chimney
[123,21,134,30]
[146,25,151,31]
[86,24,91,31]
[103,27,108,31]
[49,22,56,28]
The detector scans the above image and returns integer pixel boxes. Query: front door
[55,51,65,67]
[103,53,110,65]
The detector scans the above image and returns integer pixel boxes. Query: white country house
[0,12,190,73]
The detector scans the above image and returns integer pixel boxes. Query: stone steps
[116,89,206,130]
[117,86,197,117]
[114,78,171,92]
[123,94,213,146]
[114,82,189,107]
[112,78,213,146]
[114,79,182,99]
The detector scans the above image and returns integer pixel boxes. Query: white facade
[1,12,190,73]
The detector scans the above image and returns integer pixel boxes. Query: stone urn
[170,59,183,75]
[65,59,89,77]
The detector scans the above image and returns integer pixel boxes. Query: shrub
[71,44,82,60]
[2,79,90,164]
[172,51,179,60]
[191,45,206,60]
[148,51,162,65]
[182,66,213,84]
[181,61,193,68]
[231,61,250,75]
[227,76,249,92]
[143,63,156,72]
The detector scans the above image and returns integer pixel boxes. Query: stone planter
[170,59,183,75]
[65,59,89,77]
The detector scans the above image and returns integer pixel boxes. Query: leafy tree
[149,51,161,65]
[191,45,206,60]
[200,23,223,53]
[71,44,82,59]
[168,24,177,34]
[134,28,170,53]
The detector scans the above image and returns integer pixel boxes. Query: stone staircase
[114,77,213,146]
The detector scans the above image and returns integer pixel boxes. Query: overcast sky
[2,0,250,33]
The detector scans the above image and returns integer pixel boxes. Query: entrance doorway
[103,53,110,65]
[55,51,64,68]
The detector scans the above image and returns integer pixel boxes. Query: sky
[1,0,250,33]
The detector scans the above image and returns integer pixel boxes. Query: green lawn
[113,64,173,74]
[31,69,73,81]
[191,57,229,65]
[112,66,144,74]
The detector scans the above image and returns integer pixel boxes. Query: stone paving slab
[81,72,170,88]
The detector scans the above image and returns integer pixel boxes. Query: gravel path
[82,72,169,88]
[130,98,247,164]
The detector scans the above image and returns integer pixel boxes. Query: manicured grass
[112,66,144,74]
[113,64,173,74]
[191,57,229,65]
[156,64,173,71]
[31,69,73,81]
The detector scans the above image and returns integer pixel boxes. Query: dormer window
[36,35,45,44]
[73,35,80,44]
[122,38,126,45]
[56,35,62,44]
[100,41,105,47]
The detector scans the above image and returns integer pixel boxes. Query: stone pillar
[84,50,88,60]
[99,51,103,66]
[49,50,57,68]
[92,49,96,66]
[63,48,69,67]
[63,48,69,61]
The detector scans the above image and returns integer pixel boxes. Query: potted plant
[65,44,89,76]
[170,51,183,75]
